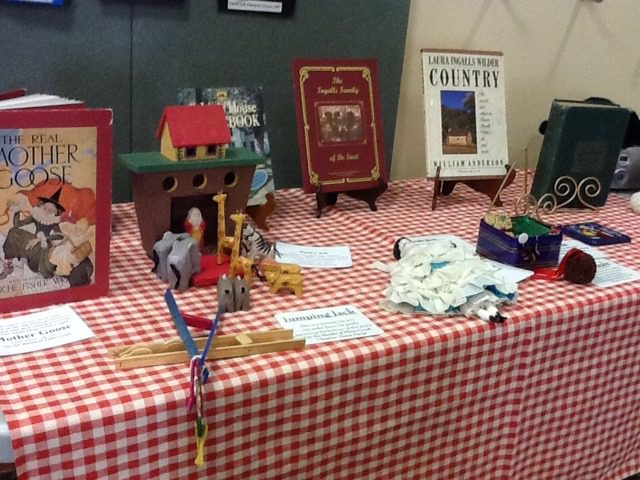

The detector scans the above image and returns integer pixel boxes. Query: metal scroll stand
[483,147,602,221]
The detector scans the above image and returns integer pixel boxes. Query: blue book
[561,222,631,246]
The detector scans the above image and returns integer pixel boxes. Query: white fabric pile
[372,238,517,321]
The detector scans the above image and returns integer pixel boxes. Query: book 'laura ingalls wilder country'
[421,49,509,180]
[178,86,274,207]
[0,107,112,313]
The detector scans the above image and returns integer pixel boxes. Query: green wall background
[0,0,410,202]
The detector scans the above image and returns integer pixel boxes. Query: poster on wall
[421,49,509,180]
[217,0,295,16]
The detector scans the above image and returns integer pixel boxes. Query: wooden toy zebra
[240,223,277,263]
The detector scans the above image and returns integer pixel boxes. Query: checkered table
[1,178,639,479]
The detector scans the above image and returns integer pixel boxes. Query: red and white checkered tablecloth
[1,177,639,479]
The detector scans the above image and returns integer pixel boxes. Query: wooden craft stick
[235,333,253,345]
[165,289,198,358]
[109,329,305,369]
[522,147,529,194]
[486,160,518,217]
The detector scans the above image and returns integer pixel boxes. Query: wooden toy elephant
[152,232,189,281]
[216,275,251,312]
[167,235,201,291]
[233,276,251,311]
[217,275,235,313]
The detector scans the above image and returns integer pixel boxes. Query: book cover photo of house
[440,90,477,155]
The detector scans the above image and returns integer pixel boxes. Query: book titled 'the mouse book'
[178,86,275,207]
[0,107,112,314]
[292,58,388,194]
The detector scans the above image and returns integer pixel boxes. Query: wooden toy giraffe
[213,192,235,264]
[229,212,254,286]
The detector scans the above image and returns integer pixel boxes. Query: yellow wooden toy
[259,259,303,297]
[229,212,254,286]
[212,192,235,264]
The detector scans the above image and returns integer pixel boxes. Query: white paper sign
[408,233,475,250]
[276,305,382,344]
[0,305,95,356]
[592,258,640,288]
[276,242,352,268]
[559,239,608,261]
[227,0,283,13]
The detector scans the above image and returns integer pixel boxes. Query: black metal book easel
[431,165,515,210]
[315,180,387,218]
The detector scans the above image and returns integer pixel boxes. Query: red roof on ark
[156,105,231,147]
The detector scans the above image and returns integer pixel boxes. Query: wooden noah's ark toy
[119,104,262,257]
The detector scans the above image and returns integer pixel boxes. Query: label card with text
[592,258,640,287]
[276,305,382,344]
[276,241,352,268]
[0,305,95,356]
